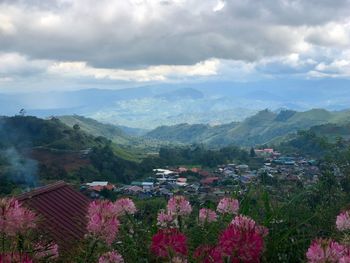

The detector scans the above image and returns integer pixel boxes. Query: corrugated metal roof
[17,181,89,252]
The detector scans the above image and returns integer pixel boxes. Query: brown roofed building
[16,181,90,252]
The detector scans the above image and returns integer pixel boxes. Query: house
[200,177,219,185]
[17,181,89,253]
[176,177,188,186]
[85,181,115,197]
[125,185,143,194]
[142,182,154,191]
[236,164,249,173]
[178,167,188,173]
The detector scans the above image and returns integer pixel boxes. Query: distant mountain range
[54,107,350,150]
[2,79,350,129]
[144,109,350,147]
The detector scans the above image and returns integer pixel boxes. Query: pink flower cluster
[0,198,36,236]
[114,198,137,216]
[337,211,350,232]
[87,198,137,245]
[194,215,267,263]
[216,197,239,215]
[231,215,269,237]
[87,200,120,245]
[193,245,218,263]
[157,210,175,228]
[167,196,192,216]
[199,208,217,225]
[151,228,188,259]
[98,250,124,263]
[306,239,348,263]
[0,253,33,263]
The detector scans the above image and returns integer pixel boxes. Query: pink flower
[217,216,267,262]
[193,245,221,263]
[34,242,59,260]
[306,239,346,263]
[199,208,217,224]
[219,226,264,262]
[340,255,350,263]
[87,200,120,245]
[337,211,350,231]
[216,198,239,215]
[167,196,192,216]
[231,215,269,237]
[0,253,33,263]
[98,250,124,263]
[157,210,174,228]
[0,198,36,236]
[151,229,188,259]
[114,198,137,216]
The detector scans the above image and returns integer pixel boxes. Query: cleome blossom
[157,210,174,228]
[340,256,350,263]
[336,211,350,232]
[216,197,239,215]
[87,200,120,245]
[306,239,346,263]
[0,253,33,263]
[231,215,269,237]
[167,196,192,216]
[194,215,268,263]
[199,208,217,225]
[218,222,265,262]
[114,198,137,216]
[151,228,188,259]
[193,245,220,263]
[98,250,124,263]
[0,198,36,237]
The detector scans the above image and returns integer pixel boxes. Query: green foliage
[0,116,98,150]
[89,144,140,184]
[278,130,334,157]
[146,109,350,147]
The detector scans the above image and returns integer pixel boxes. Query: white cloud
[306,21,350,47]
[0,53,49,75]
[0,14,16,34]
[213,0,225,12]
[48,59,220,81]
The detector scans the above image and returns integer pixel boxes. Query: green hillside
[58,115,132,145]
[58,115,182,154]
[0,115,100,150]
[0,116,142,194]
[145,109,350,147]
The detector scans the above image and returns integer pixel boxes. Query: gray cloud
[1,0,350,69]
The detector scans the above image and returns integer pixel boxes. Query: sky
[1,0,350,92]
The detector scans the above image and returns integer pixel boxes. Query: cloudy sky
[1,0,350,92]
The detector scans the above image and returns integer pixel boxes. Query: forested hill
[0,116,141,195]
[58,115,134,145]
[0,115,102,150]
[145,109,350,147]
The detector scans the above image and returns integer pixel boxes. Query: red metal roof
[200,177,219,185]
[16,181,89,252]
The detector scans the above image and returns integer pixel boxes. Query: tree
[19,108,26,116]
[73,124,81,131]
[250,147,256,157]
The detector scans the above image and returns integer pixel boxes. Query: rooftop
[17,181,90,252]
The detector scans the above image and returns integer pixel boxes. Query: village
[80,148,321,201]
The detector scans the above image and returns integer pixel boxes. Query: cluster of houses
[80,164,259,200]
[80,148,321,200]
